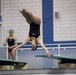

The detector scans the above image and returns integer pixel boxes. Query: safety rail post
[58,44,61,56]
[16,50,18,60]
[6,45,8,59]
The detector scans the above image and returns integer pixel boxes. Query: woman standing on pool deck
[12,9,51,60]
[4,29,17,60]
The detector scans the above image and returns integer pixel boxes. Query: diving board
[0,58,27,65]
[35,55,76,63]
[0,58,28,70]
[35,55,76,68]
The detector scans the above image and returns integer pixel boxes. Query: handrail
[1,43,76,60]
[1,44,76,49]
[18,46,76,50]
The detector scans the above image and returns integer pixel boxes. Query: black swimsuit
[7,38,15,46]
[29,22,40,38]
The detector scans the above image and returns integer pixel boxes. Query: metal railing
[0,43,76,60]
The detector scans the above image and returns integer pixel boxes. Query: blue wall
[42,0,53,44]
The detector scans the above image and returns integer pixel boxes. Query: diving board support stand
[0,64,28,70]
[58,61,76,68]
[0,65,14,70]
[14,63,28,70]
